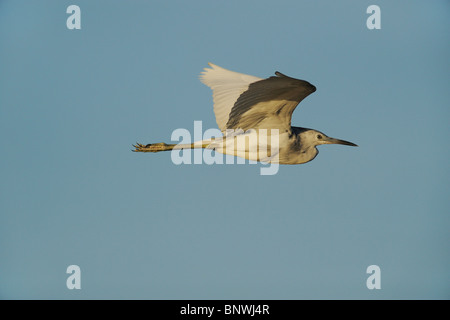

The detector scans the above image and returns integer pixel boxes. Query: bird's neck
[296,130,318,164]
[279,127,318,164]
[298,145,318,164]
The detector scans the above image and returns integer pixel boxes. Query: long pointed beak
[326,137,358,147]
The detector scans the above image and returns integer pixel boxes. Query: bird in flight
[133,63,357,164]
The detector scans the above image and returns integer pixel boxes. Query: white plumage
[199,63,262,132]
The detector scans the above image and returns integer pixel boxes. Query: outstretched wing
[226,71,316,132]
[200,63,316,132]
[199,63,262,131]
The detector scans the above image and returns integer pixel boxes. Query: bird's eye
[317,134,322,140]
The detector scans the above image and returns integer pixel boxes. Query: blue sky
[0,0,449,299]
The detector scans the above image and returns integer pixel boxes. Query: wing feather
[226,72,316,131]
[200,64,316,133]
[199,63,262,131]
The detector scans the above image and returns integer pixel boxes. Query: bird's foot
[132,142,170,152]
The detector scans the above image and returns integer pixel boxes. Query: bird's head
[300,129,358,148]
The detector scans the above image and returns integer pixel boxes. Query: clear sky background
[0,0,448,299]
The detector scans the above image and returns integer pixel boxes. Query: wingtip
[199,62,222,82]
[199,63,213,79]
[206,62,219,70]
[200,62,216,73]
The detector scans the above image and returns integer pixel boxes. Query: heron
[133,63,357,164]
